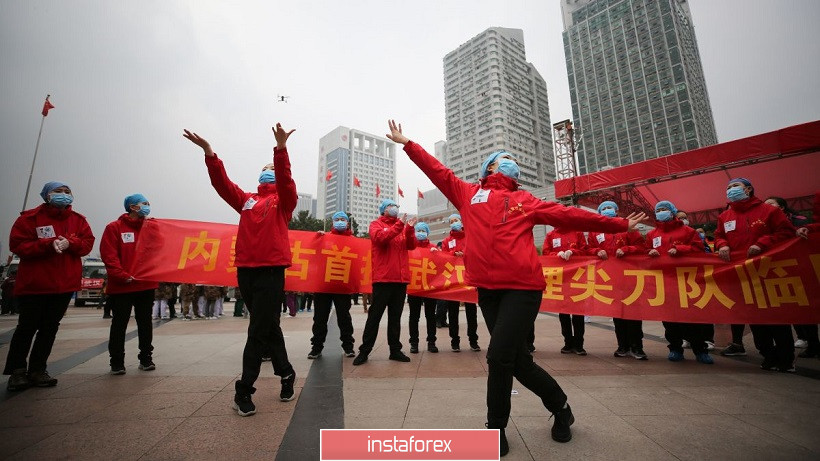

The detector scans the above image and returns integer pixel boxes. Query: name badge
[470,189,491,204]
[652,236,662,248]
[36,225,56,239]
[448,239,456,249]
[552,238,562,248]
[596,233,606,243]
[242,197,258,210]
[724,220,736,232]
[121,232,135,243]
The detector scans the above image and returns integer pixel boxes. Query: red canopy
[555,121,820,216]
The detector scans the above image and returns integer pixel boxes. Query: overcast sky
[2,0,819,260]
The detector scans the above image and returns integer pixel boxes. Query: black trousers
[236,267,293,392]
[663,322,708,354]
[108,289,154,367]
[794,324,819,347]
[435,299,449,325]
[407,295,437,345]
[750,324,794,366]
[447,301,478,346]
[731,324,746,344]
[358,282,406,355]
[3,292,72,374]
[311,292,354,352]
[559,313,585,348]
[479,289,567,429]
[613,318,644,350]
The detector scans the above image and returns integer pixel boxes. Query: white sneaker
[682,340,691,349]
[161,316,169,320]
[795,339,808,348]
[705,341,715,351]
[584,316,592,323]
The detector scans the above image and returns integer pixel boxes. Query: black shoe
[102,314,112,319]
[343,349,356,357]
[798,348,819,359]
[307,348,322,359]
[470,343,481,352]
[760,357,778,371]
[527,345,536,353]
[110,365,126,375]
[485,423,509,457]
[138,361,156,371]
[389,351,411,362]
[280,373,296,401]
[551,403,575,443]
[233,387,257,417]
[630,349,648,361]
[721,343,747,356]
[28,370,58,387]
[428,342,439,353]
[410,344,419,354]
[7,369,30,391]
[353,353,368,366]
[560,345,574,354]
[575,347,587,356]
[452,341,461,352]
[614,348,629,357]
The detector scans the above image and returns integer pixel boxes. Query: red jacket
[714,196,795,256]
[441,229,466,254]
[369,215,417,283]
[586,230,644,256]
[330,228,353,236]
[644,219,703,254]
[543,229,588,255]
[10,204,95,295]
[101,214,160,294]
[404,141,628,291]
[206,148,297,268]
[416,239,435,250]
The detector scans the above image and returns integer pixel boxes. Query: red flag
[375,183,381,197]
[398,184,404,198]
[417,189,424,199]
[41,96,55,117]
[353,176,361,187]
[325,170,333,181]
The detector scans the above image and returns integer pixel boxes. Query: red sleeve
[532,200,629,235]
[370,220,405,246]
[100,222,131,281]
[619,231,645,254]
[570,232,591,255]
[205,154,247,213]
[714,214,729,250]
[404,224,417,250]
[64,215,95,257]
[673,227,705,254]
[9,215,55,259]
[273,147,298,213]
[756,207,796,250]
[404,141,471,210]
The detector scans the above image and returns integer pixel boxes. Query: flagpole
[22,98,49,213]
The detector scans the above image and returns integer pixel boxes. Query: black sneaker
[233,393,256,417]
[428,342,439,353]
[470,343,481,352]
[307,349,322,359]
[778,363,796,373]
[352,353,368,365]
[410,344,419,354]
[28,371,58,387]
[551,403,575,443]
[760,357,778,371]
[560,345,574,354]
[721,343,747,356]
[389,351,411,362]
[138,361,156,371]
[575,348,587,356]
[280,373,296,401]
[343,349,356,357]
[452,343,461,352]
[110,365,126,375]
[630,349,648,361]
[485,423,509,457]
[614,348,629,357]
[6,369,30,391]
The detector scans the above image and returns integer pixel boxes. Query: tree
[288,210,324,231]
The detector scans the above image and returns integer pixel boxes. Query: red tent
[554,121,820,223]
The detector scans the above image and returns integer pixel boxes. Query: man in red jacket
[184,124,298,416]
[715,178,796,372]
[387,120,647,456]
[4,181,94,391]
[102,193,160,376]
[352,199,417,365]
[543,227,589,355]
[407,221,440,353]
[442,213,480,352]
[308,211,356,359]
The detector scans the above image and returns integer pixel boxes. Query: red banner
[132,219,820,324]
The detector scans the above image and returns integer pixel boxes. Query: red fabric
[101,214,159,294]
[375,183,381,197]
[330,227,353,236]
[403,141,628,291]
[543,229,589,255]
[325,170,332,181]
[369,215,416,283]
[41,98,54,116]
[415,239,434,250]
[205,147,297,267]
[714,196,796,256]
[586,230,644,256]
[353,176,361,187]
[10,204,94,295]
[418,189,424,199]
[441,229,466,254]
[398,185,404,198]
[644,219,704,255]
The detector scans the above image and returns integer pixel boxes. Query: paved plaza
[0,303,818,460]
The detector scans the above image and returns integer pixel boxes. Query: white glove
[559,250,572,261]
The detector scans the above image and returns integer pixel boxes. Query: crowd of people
[2,120,816,458]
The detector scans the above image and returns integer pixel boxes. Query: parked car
[75,259,107,307]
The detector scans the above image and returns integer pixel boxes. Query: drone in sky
[277,95,290,103]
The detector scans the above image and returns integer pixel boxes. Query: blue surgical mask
[386,206,399,218]
[416,231,428,241]
[333,220,348,231]
[450,222,463,232]
[601,208,616,218]
[727,186,748,202]
[655,210,672,222]
[259,170,276,184]
[49,193,73,208]
[496,158,520,180]
[137,205,151,217]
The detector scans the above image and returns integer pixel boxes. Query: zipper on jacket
[502,197,509,223]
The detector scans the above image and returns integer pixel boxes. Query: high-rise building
[443,27,555,188]
[562,0,718,175]
[317,126,397,231]
[295,192,316,217]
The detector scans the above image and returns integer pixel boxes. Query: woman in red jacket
[543,227,589,355]
[387,120,646,455]
[586,201,647,360]
[184,124,298,416]
[4,182,94,391]
[442,213,480,352]
[715,178,796,371]
[645,200,714,364]
[352,199,417,365]
[308,211,356,359]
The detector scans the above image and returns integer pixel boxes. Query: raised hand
[406,216,418,227]
[386,120,409,145]
[183,129,215,157]
[273,123,295,148]
[625,212,649,231]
